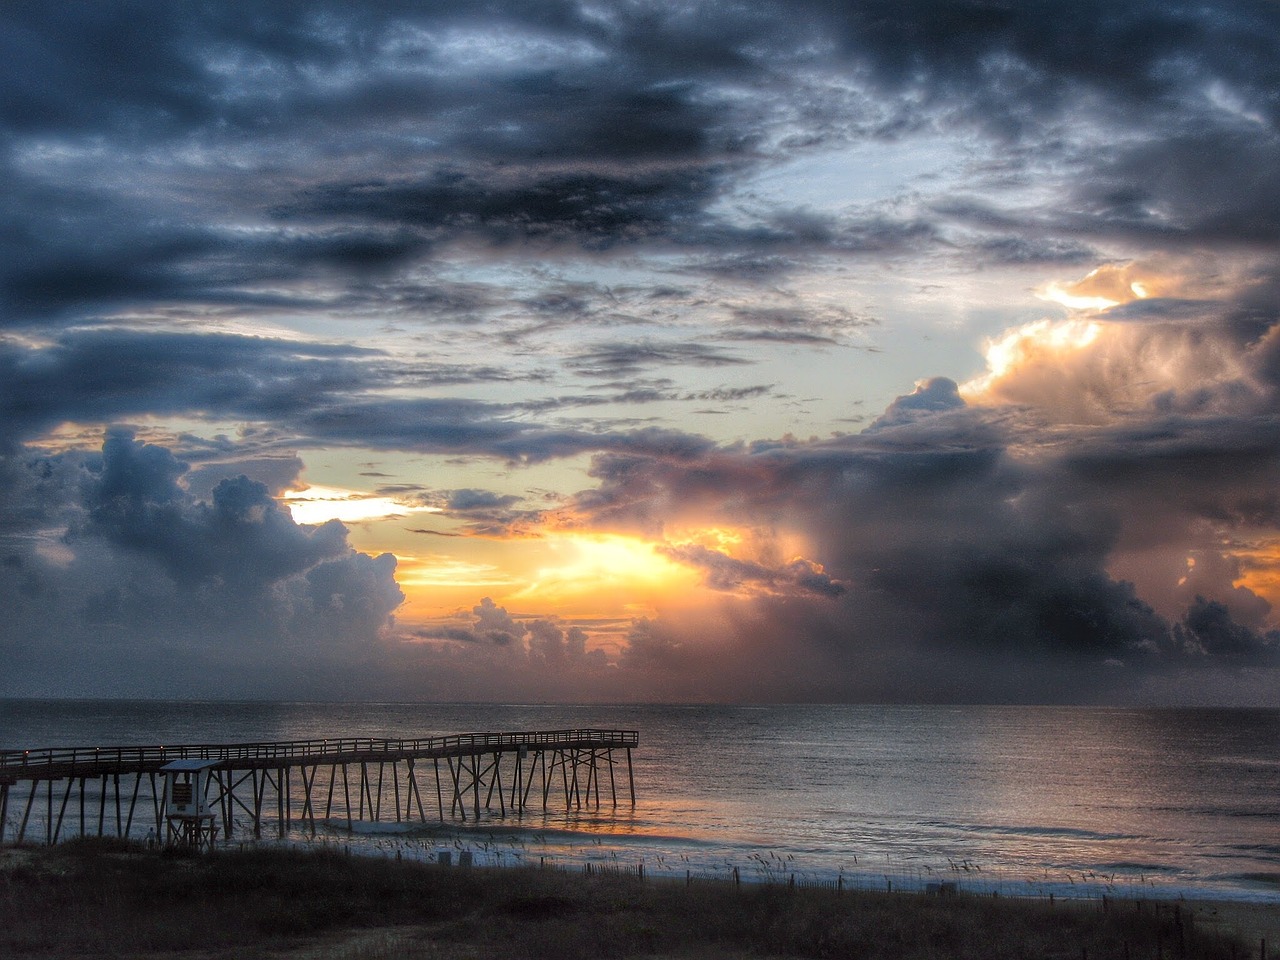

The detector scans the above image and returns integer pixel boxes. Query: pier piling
[0,728,638,846]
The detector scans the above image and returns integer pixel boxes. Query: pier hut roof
[159,758,220,772]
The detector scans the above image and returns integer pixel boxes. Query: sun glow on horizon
[510,531,701,609]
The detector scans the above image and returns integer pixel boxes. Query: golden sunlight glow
[1034,262,1179,312]
[396,553,513,588]
[963,317,1102,398]
[509,532,701,610]
[1037,282,1120,311]
[281,484,440,525]
[1232,541,1280,614]
[668,527,744,551]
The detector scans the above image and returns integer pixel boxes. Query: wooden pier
[0,728,638,846]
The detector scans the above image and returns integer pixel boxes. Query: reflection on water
[2,701,1278,900]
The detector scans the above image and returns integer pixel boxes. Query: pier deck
[0,728,638,846]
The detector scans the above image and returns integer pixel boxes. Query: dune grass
[0,838,1262,959]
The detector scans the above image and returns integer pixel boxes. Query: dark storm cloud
[4,0,1278,329]
[658,542,845,598]
[0,330,378,447]
[3,0,1280,701]
[1045,128,1280,249]
[0,431,403,696]
[0,329,726,464]
[289,397,716,463]
[558,374,1280,700]
[1175,597,1280,662]
[0,163,436,323]
[82,430,355,593]
[285,165,727,252]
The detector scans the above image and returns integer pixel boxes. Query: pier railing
[0,728,639,846]
[0,728,639,779]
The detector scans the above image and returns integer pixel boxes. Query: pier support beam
[1,729,638,846]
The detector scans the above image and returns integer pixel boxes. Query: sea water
[2,701,1278,902]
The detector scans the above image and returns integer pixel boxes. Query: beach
[2,840,1277,959]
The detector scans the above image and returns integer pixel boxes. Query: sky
[3,0,1280,704]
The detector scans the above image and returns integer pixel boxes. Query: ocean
[2,701,1278,902]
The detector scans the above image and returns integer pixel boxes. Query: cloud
[435,489,516,512]
[0,330,378,449]
[3,1,1280,703]
[658,542,845,598]
[869,377,966,430]
[0,430,403,696]
[1174,596,1280,662]
[566,340,750,378]
[543,366,1280,700]
[407,598,610,697]
[0,329,732,463]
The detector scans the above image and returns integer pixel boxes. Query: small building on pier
[160,758,219,851]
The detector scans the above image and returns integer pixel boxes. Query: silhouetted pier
[0,728,638,846]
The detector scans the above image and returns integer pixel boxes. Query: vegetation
[0,838,1261,959]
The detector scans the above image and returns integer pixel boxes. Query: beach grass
[0,838,1271,959]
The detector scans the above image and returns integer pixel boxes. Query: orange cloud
[1035,260,1199,311]
[962,316,1249,423]
[1233,541,1280,618]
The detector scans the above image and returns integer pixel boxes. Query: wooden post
[522,750,540,811]
[253,769,266,838]
[218,770,233,840]
[575,749,583,809]
[97,773,108,836]
[325,763,337,821]
[276,768,285,838]
[608,748,617,805]
[124,772,142,839]
[18,781,36,843]
[471,754,480,820]
[359,762,372,821]
[485,755,505,815]
[342,764,353,832]
[561,750,573,811]
[301,766,317,835]
[53,778,73,844]
[392,760,402,823]
[433,757,444,821]
[152,772,166,837]
[407,759,425,822]
[447,756,465,820]
[511,749,523,812]
[627,747,635,805]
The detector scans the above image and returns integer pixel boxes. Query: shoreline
[5,839,1278,959]
[280,819,1280,908]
